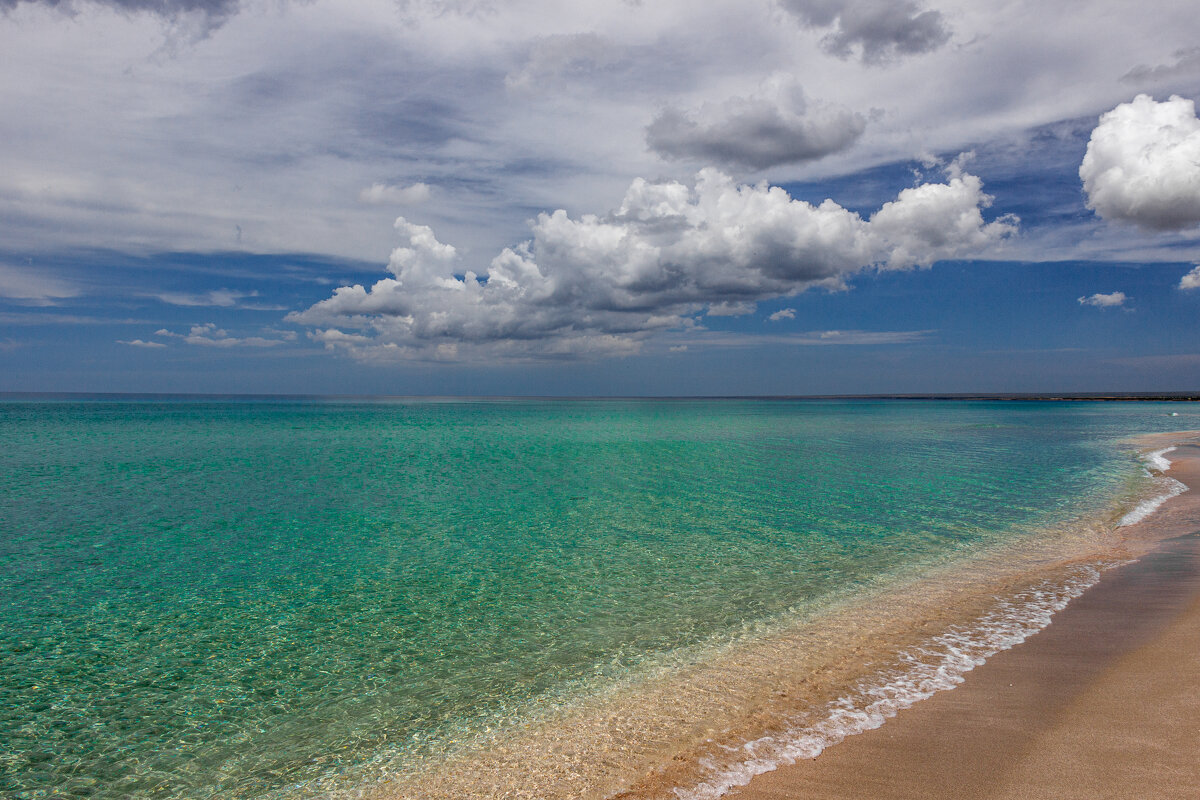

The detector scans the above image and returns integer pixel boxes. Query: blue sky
[2,0,1199,395]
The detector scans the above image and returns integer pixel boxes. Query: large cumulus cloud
[289,168,1016,362]
[1080,94,1200,231]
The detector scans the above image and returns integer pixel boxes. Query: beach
[726,435,1200,800]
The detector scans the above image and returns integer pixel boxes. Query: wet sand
[729,437,1200,800]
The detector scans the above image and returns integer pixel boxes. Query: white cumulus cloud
[1080,94,1200,231]
[768,307,797,321]
[1078,291,1127,307]
[1180,265,1200,289]
[289,168,1015,362]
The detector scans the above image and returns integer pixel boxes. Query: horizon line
[2,391,1199,402]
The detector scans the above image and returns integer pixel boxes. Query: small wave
[674,565,1107,800]
[1144,446,1177,473]
[1116,446,1188,527]
[1118,478,1188,527]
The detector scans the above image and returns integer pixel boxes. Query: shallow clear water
[0,398,1194,798]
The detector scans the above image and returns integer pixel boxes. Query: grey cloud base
[289,169,1016,362]
[645,88,866,170]
[0,0,241,29]
[780,0,951,64]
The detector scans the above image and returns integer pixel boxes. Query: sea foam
[1118,446,1188,527]
[1145,446,1177,473]
[674,565,1108,800]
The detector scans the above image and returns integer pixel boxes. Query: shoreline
[722,434,1200,800]
[363,432,1197,800]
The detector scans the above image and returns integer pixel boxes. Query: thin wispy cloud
[665,328,933,349]
[358,182,433,206]
[504,33,617,91]
[0,0,245,40]
[1121,47,1200,85]
[149,289,260,307]
[0,312,148,325]
[0,263,79,304]
[155,323,296,347]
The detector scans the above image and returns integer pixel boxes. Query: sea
[1,397,1195,799]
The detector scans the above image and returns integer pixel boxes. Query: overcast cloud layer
[2,0,1199,264]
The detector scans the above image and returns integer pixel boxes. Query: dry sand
[728,438,1200,800]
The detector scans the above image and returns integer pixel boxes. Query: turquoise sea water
[1,398,1195,799]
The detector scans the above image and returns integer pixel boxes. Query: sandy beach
[728,435,1200,800]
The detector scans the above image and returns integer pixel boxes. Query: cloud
[646,84,866,170]
[780,0,951,64]
[505,33,615,91]
[1079,94,1200,231]
[1122,47,1200,85]
[0,0,237,13]
[289,167,1014,362]
[1180,265,1200,289]
[706,301,756,317]
[0,312,147,325]
[1,0,1194,269]
[396,0,497,21]
[786,328,929,344]
[665,328,931,348]
[768,307,796,321]
[1077,291,1127,308]
[358,182,433,206]
[0,263,79,303]
[118,338,167,347]
[149,288,259,307]
[155,322,293,347]
[0,0,242,37]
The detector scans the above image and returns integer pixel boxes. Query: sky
[1,0,1199,395]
